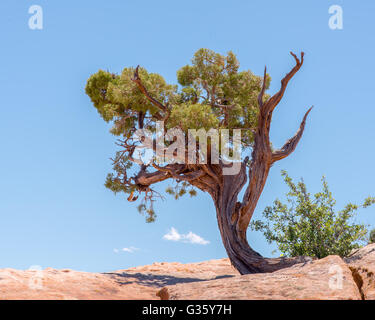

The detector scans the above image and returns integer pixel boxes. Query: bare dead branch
[271,106,313,162]
[238,52,309,236]
[127,191,138,202]
[262,52,304,116]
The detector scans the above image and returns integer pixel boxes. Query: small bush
[369,229,375,244]
[251,171,375,259]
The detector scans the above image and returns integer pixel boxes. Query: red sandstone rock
[0,246,374,300]
[165,256,361,300]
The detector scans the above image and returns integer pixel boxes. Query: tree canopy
[85,48,270,221]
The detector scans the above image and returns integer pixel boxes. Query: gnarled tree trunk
[214,162,311,274]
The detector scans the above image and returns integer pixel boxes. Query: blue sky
[0,0,374,272]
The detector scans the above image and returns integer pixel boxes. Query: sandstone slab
[164,256,362,300]
[0,258,237,300]
[0,246,374,300]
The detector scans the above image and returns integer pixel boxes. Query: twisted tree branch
[272,106,313,163]
[258,66,267,108]
[261,52,304,116]
[131,65,170,121]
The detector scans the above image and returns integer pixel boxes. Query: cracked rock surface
[344,244,375,300]
[0,245,374,300]
[164,255,362,300]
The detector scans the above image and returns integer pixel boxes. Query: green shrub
[369,229,375,244]
[251,171,375,258]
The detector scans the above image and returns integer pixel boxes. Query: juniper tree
[85,48,313,274]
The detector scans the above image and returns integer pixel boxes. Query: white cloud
[122,247,138,253]
[163,227,182,242]
[184,231,210,245]
[113,246,139,253]
[163,227,209,245]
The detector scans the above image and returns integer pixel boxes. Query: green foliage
[165,181,197,200]
[85,48,269,144]
[104,152,136,193]
[136,203,156,223]
[175,48,270,146]
[369,229,375,244]
[168,103,219,131]
[85,67,177,135]
[251,171,374,258]
[85,48,270,222]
